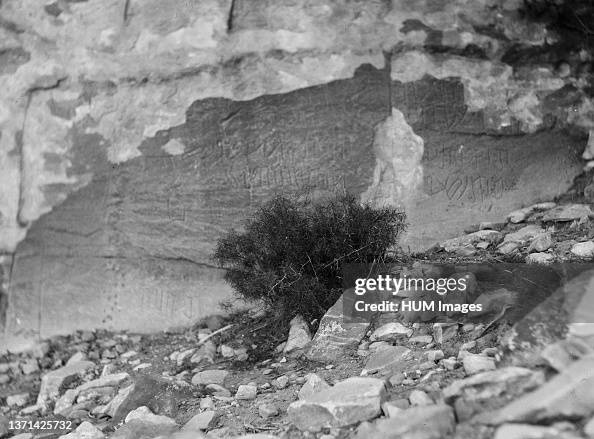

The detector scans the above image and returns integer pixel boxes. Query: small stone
[571,241,594,258]
[441,358,458,370]
[120,350,137,359]
[235,385,257,400]
[362,345,412,376]
[132,363,151,371]
[21,359,39,375]
[476,241,490,249]
[433,323,458,344]
[183,410,218,430]
[191,370,228,386]
[409,335,433,345]
[190,342,216,365]
[259,403,279,418]
[59,421,104,439]
[388,372,405,386]
[497,241,520,255]
[54,389,78,416]
[508,206,534,223]
[66,352,87,366]
[462,354,496,375]
[298,373,331,400]
[504,224,544,244]
[220,345,235,358]
[206,384,231,397]
[381,398,409,418]
[7,393,29,407]
[460,341,476,351]
[200,397,215,410]
[124,406,177,426]
[528,233,554,252]
[427,349,444,362]
[526,252,555,264]
[283,315,312,353]
[274,375,289,389]
[369,323,413,342]
[409,390,433,406]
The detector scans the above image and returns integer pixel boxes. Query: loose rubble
[1,199,594,439]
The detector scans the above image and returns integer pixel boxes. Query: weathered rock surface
[283,315,312,354]
[287,377,386,431]
[306,293,371,362]
[37,361,95,407]
[486,356,594,424]
[355,404,455,439]
[1,0,590,347]
[362,345,412,376]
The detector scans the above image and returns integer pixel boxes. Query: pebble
[462,354,496,375]
[191,370,229,386]
[200,397,215,410]
[235,385,257,400]
[274,375,289,389]
[7,393,29,407]
[409,390,433,406]
[571,241,594,258]
[183,410,217,430]
[259,403,279,418]
[20,359,39,375]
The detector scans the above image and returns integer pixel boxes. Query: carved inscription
[422,143,517,202]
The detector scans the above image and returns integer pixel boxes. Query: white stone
[283,315,312,353]
[58,421,104,439]
[235,384,257,400]
[288,377,386,431]
[571,241,594,258]
[369,323,413,341]
[125,406,177,426]
[462,354,496,375]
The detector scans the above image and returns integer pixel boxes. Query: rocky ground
[2,198,594,439]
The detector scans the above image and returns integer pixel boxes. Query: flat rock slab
[355,404,455,439]
[362,345,413,376]
[305,294,371,363]
[37,361,95,407]
[111,375,200,424]
[485,355,594,424]
[504,267,594,365]
[287,377,386,431]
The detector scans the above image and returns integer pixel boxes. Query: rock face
[1,0,591,346]
[287,377,386,431]
[487,356,594,424]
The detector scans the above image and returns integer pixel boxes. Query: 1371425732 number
[8,419,73,433]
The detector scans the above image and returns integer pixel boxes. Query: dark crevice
[123,0,131,24]
[227,0,236,32]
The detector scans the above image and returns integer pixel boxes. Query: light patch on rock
[361,108,424,211]
[161,139,186,156]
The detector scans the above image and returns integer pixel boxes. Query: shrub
[213,193,406,324]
